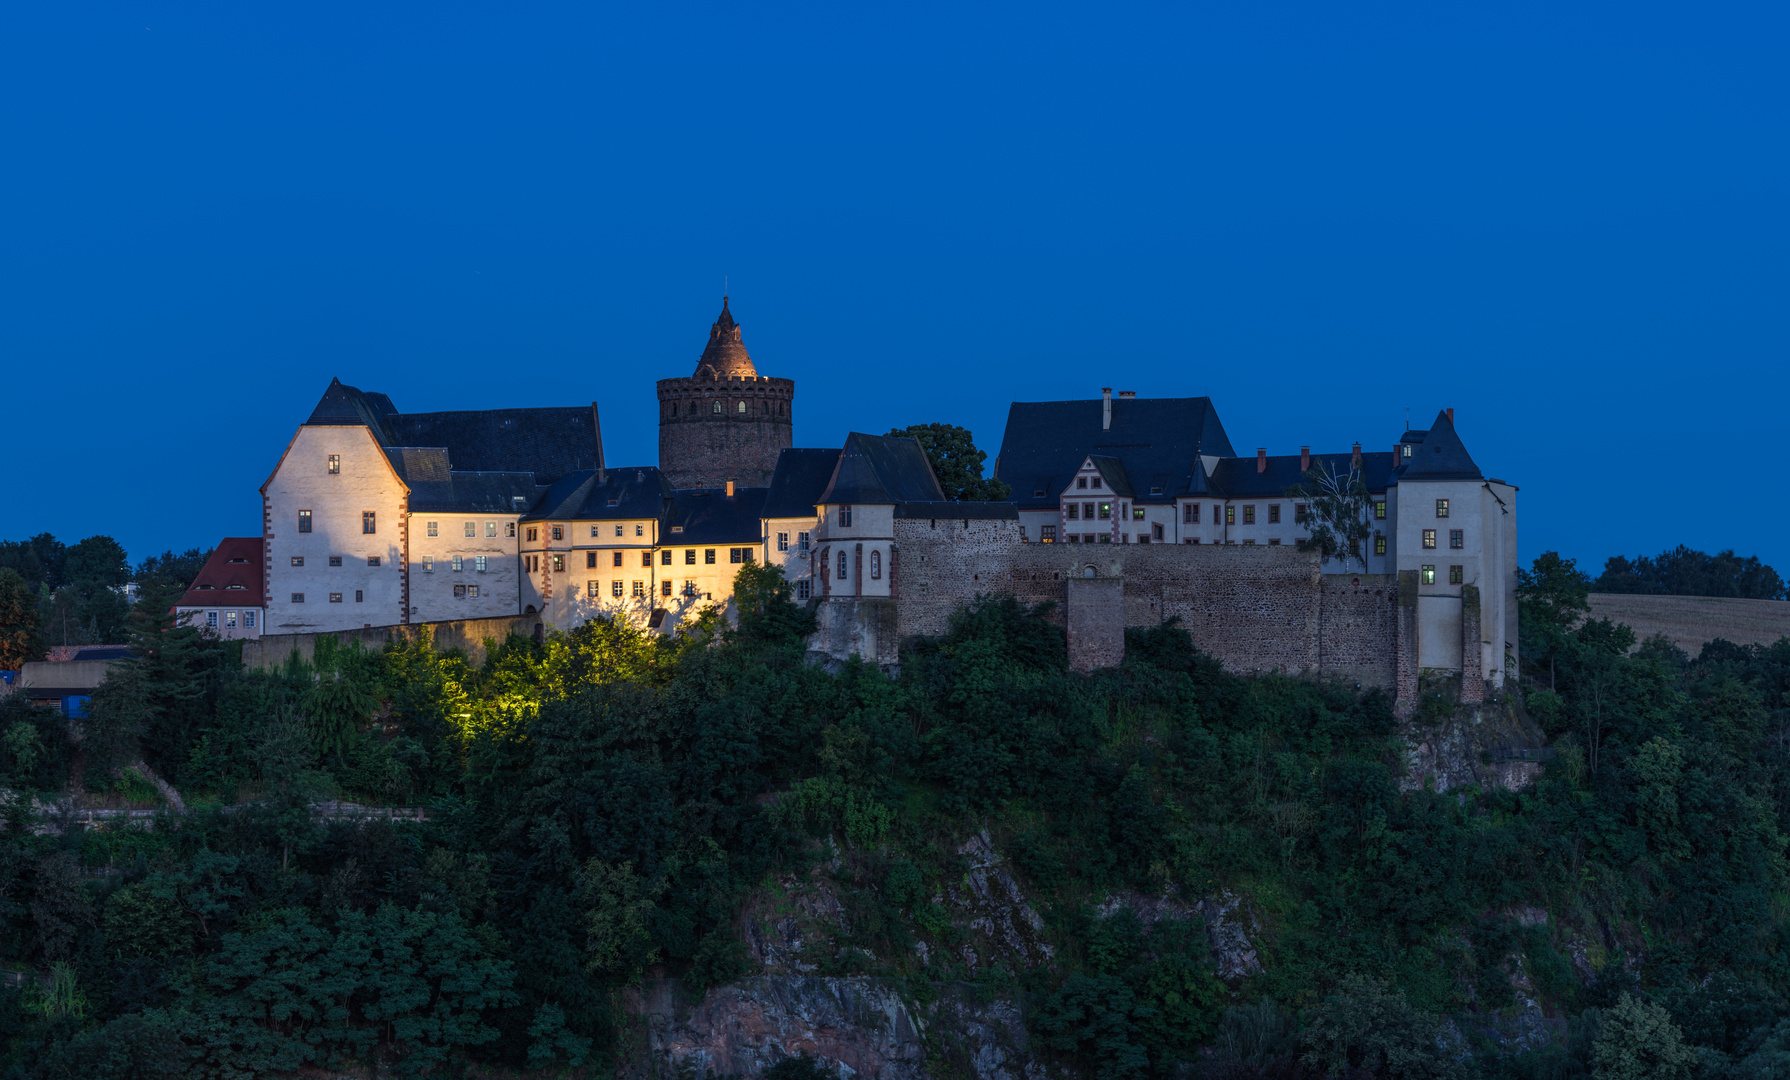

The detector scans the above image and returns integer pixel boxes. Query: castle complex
[188,298,1518,715]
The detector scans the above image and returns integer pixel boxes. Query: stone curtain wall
[242,613,544,671]
[892,529,1404,688]
[656,375,794,489]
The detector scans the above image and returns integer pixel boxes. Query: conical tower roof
[693,297,758,379]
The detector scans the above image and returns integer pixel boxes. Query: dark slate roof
[407,473,544,514]
[994,396,1236,508]
[1208,451,1397,499]
[895,501,1019,520]
[177,538,264,609]
[667,488,769,544]
[1395,411,1484,482]
[816,433,946,506]
[523,467,672,522]
[304,378,602,484]
[762,448,842,519]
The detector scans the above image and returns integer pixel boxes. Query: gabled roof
[762,448,842,519]
[1396,411,1484,482]
[523,467,672,523]
[1086,455,1136,498]
[177,538,264,609]
[994,396,1236,507]
[302,378,602,485]
[667,488,770,544]
[816,433,946,506]
[407,473,544,514]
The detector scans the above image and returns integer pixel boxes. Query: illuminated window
[487,522,497,537]
[506,523,516,537]
[551,555,563,572]
[329,592,343,603]
[1097,502,1111,520]
[712,400,722,414]
[1421,565,1435,585]
[298,510,312,533]
[1422,529,1437,549]
[1373,501,1386,520]
[224,611,237,629]
[1041,525,1056,542]
[1374,536,1386,555]
[1225,506,1235,525]
[1435,499,1449,518]
[327,455,339,474]
[1132,506,1145,520]
[1402,444,1413,458]
[423,557,433,572]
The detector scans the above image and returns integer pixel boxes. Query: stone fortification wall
[243,614,544,671]
[891,525,1400,686]
[657,375,794,489]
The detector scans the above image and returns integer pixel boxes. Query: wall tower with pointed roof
[656,299,795,489]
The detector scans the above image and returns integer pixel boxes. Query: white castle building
[233,300,1517,708]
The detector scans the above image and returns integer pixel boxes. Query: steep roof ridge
[1398,410,1483,481]
[694,297,757,379]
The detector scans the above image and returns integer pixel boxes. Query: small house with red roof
[176,538,265,639]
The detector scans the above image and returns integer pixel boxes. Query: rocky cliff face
[624,977,1035,1080]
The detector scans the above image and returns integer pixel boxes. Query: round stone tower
[656,298,794,490]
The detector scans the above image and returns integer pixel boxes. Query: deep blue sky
[3,2,1785,575]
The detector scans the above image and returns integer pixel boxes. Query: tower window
[1184,503,1198,523]
[737,400,747,414]
[838,505,853,527]
[712,400,722,414]
[552,525,564,540]
[870,550,881,579]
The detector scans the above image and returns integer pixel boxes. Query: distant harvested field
[1586,593,1790,654]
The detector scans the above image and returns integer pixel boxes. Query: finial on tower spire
[694,296,754,379]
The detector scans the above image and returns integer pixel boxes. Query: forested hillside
[1,556,1788,1079]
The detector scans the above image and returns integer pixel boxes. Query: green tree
[1591,993,1694,1080]
[64,535,131,587]
[1286,460,1375,570]
[886,423,1010,501]
[1519,550,1593,693]
[0,567,45,668]
[1299,974,1466,1080]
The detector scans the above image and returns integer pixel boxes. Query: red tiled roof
[177,537,265,609]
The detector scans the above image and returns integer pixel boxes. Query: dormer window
[1077,477,1088,489]
[1402,444,1413,458]
[1090,477,1102,489]
[1150,486,1162,495]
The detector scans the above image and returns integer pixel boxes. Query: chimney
[1446,407,1455,425]
[1351,442,1362,469]
[1256,448,1267,474]
[1299,446,1310,472]
[1102,388,1112,431]
[725,479,735,498]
